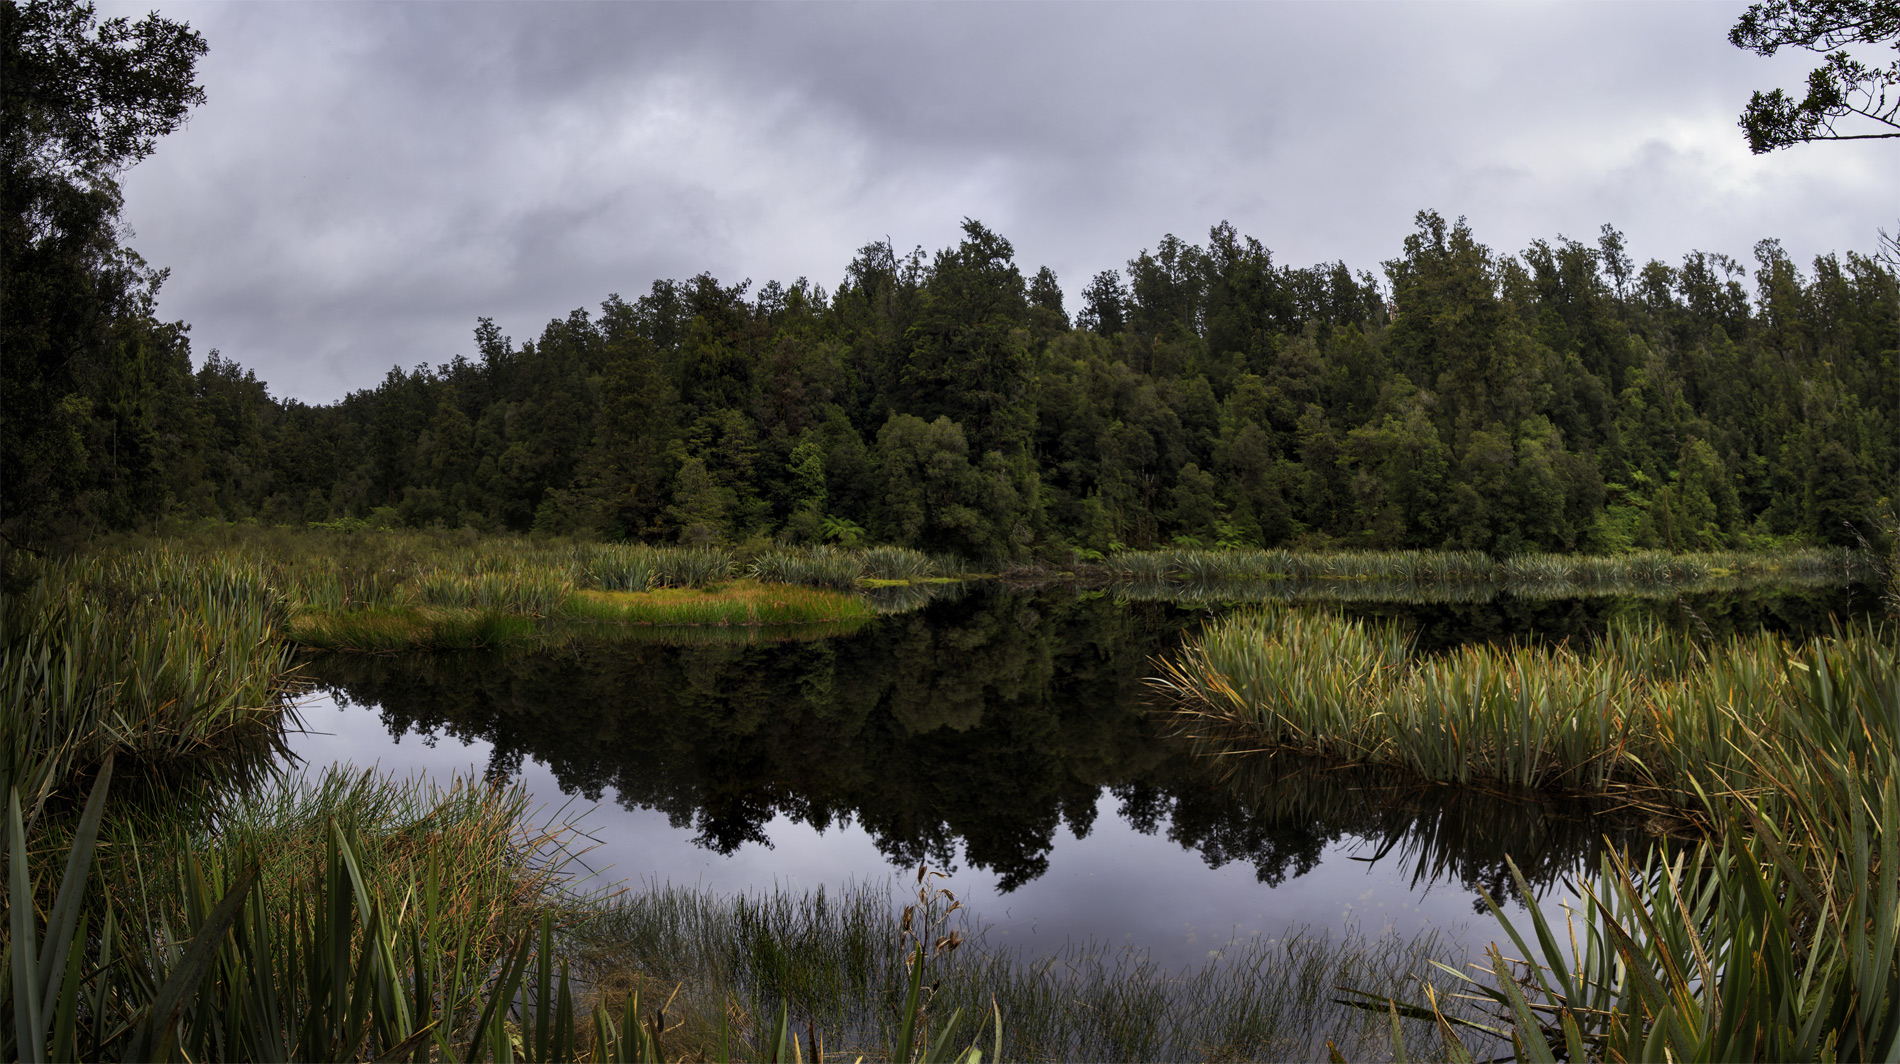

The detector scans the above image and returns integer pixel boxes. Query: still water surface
[288,581,1871,973]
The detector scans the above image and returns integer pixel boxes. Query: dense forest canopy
[4,1,1896,559]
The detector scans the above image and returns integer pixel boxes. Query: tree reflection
[305,585,1835,898]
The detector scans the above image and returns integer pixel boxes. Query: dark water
[289,581,1874,972]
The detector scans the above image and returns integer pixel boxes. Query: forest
[8,187,1896,559]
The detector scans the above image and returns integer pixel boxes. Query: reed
[287,607,537,652]
[410,565,576,616]
[564,580,873,627]
[574,543,658,592]
[861,546,936,583]
[748,546,866,590]
[41,532,906,658]
[1360,629,1900,1062]
[1100,546,1865,597]
[4,765,1009,1063]
[1155,608,1893,799]
[648,547,736,589]
[0,552,298,818]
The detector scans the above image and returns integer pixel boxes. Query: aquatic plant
[1099,546,1866,600]
[1358,629,1900,1063]
[0,554,297,817]
[6,764,1013,1063]
[575,874,1468,1062]
[410,565,574,616]
[748,546,866,589]
[575,543,658,592]
[648,547,736,589]
[1155,608,1893,799]
[862,545,936,582]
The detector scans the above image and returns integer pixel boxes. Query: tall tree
[1,0,206,545]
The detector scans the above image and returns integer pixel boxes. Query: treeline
[7,2,1897,560]
[11,207,1899,559]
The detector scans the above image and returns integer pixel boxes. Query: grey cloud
[105,1,1893,403]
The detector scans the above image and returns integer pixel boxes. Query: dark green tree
[2,0,206,545]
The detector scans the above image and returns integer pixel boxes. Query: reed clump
[1154,607,1890,799]
[6,763,1015,1063]
[1355,626,1900,1062]
[748,545,866,589]
[861,545,937,583]
[42,531,932,656]
[1,551,298,816]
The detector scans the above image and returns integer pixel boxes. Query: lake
[289,578,1875,975]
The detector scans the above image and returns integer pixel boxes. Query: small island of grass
[567,578,873,626]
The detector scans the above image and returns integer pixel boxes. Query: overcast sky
[104,1,1892,405]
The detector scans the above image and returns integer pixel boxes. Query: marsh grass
[3,763,659,1063]
[1358,628,1900,1062]
[860,546,936,583]
[287,606,537,652]
[31,532,921,660]
[1102,546,1866,601]
[748,546,866,589]
[564,580,873,627]
[1,551,298,817]
[1155,608,1893,800]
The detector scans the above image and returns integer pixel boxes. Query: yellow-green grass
[563,579,873,627]
[287,606,537,652]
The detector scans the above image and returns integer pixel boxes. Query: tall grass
[16,763,1325,1063]
[411,566,574,615]
[564,581,873,627]
[1155,608,1892,799]
[4,764,678,1063]
[748,546,866,590]
[572,542,657,592]
[0,553,298,818]
[861,546,937,583]
[1359,628,1900,1062]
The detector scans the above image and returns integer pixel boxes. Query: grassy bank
[1159,607,1900,1059]
[18,529,955,654]
[567,580,872,627]
[1097,545,1867,596]
[1154,607,1889,799]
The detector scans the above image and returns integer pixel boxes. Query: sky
[105,1,1894,406]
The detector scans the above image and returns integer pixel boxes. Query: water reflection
[290,583,1839,904]
[306,588,1186,890]
[1131,752,1653,912]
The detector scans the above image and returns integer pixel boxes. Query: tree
[1076,270,1130,336]
[1,0,207,545]
[1730,0,1900,151]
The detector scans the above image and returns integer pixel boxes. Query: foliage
[1353,625,1900,1063]
[1730,0,1900,151]
[1,0,209,547]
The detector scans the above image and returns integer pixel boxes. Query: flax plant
[1156,608,1892,801]
[1353,628,1900,1063]
[0,555,297,819]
